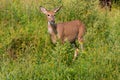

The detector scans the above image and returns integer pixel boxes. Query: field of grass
[0,0,120,80]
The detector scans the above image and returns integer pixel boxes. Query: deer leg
[51,35,57,44]
[73,38,85,61]
[71,41,79,61]
[78,37,84,52]
[79,41,84,51]
[73,48,79,61]
[108,1,112,11]
[57,34,65,44]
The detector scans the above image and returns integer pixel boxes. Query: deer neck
[48,21,57,35]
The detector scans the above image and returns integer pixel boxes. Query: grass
[0,0,120,80]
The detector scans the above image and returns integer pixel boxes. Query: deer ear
[54,6,62,13]
[40,6,48,14]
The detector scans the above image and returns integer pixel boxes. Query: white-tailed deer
[99,0,112,11]
[40,6,86,61]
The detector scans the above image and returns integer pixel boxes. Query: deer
[99,0,112,11]
[40,6,86,61]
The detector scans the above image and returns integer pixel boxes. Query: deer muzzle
[49,20,55,25]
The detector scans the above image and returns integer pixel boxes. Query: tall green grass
[0,0,120,80]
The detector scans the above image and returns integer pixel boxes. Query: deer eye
[47,14,50,16]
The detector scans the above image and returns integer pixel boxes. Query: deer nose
[50,20,55,24]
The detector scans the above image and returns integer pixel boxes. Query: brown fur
[56,20,85,43]
[40,6,86,60]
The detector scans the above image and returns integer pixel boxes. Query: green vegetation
[0,0,120,80]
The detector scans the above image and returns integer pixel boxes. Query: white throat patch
[48,22,53,34]
[48,22,51,26]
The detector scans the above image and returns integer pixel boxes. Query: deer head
[40,6,62,25]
